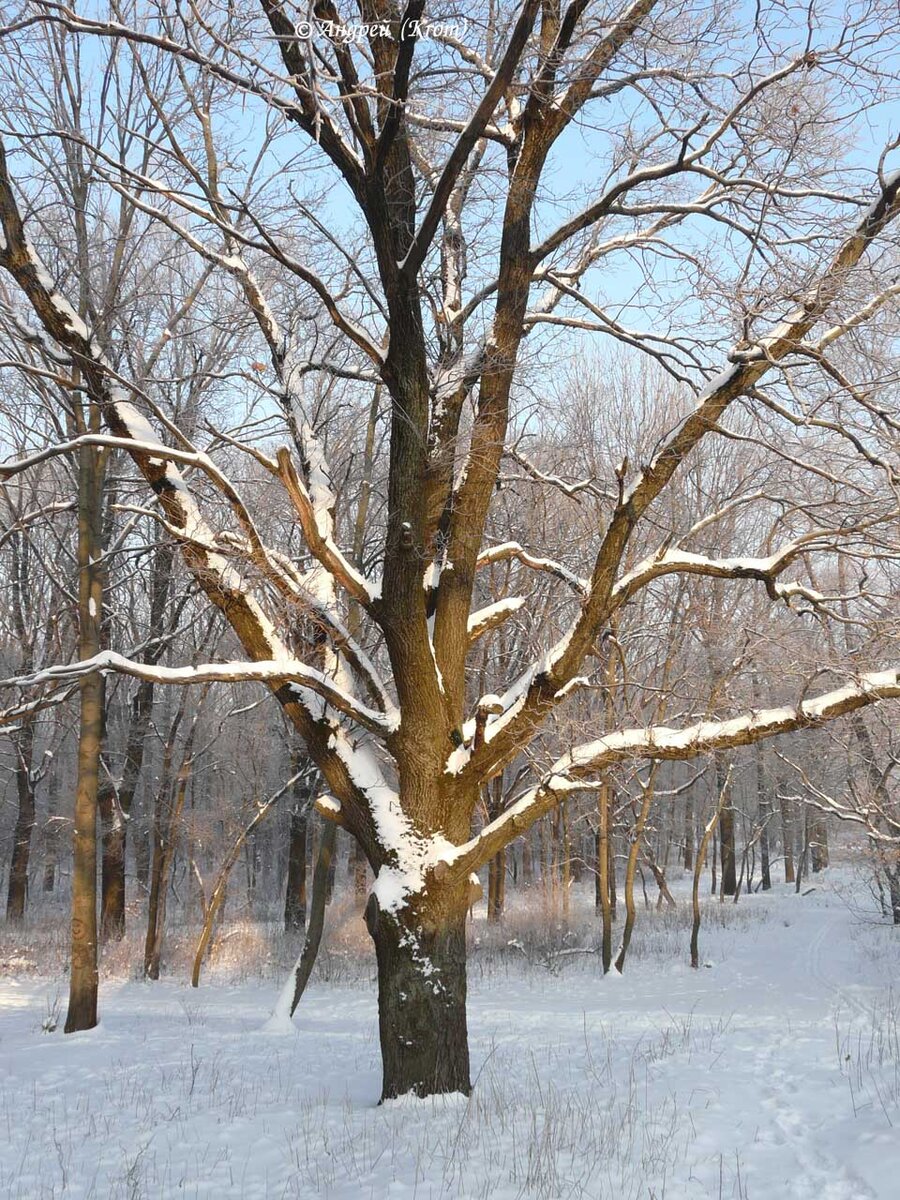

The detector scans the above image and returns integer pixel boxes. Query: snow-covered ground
[2,872,899,1199]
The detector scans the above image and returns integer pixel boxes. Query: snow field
[1,871,899,1199]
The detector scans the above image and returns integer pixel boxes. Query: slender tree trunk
[42,767,59,895]
[758,793,771,890]
[752,677,772,891]
[194,769,301,986]
[615,778,655,973]
[780,792,795,884]
[352,839,368,904]
[487,848,506,921]
[143,692,198,978]
[560,803,571,925]
[134,820,151,890]
[521,832,533,887]
[284,799,309,932]
[691,779,728,969]
[145,758,191,979]
[810,815,829,872]
[716,753,737,896]
[645,850,677,910]
[65,434,104,1034]
[683,791,694,870]
[98,781,126,943]
[608,832,617,919]
[6,719,36,920]
[598,780,612,972]
[486,775,505,921]
[5,532,37,921]
[887,864,900,925]
[103,541,174,929]
[289,819,337,1012]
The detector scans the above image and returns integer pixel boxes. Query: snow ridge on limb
[442,667,900,879]
[451,163,900,790]
[610,533,847,610]
[2,652,398,738]
[467,597,525,642]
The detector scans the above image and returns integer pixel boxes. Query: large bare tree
[1,0,899,1097]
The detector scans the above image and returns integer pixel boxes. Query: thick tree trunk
[366,896,471,1101]
[6,720,36,920]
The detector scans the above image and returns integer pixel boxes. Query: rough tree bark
[64,427,104,1033]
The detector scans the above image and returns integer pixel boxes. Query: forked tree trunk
[366,893,471,1100]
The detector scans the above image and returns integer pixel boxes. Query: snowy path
[1,875,898,1199]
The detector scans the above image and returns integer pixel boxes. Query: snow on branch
[272,447,380,605]
[452,161,900,791]
[467,597,525,642]
[611,536,836,610]
[2,652,398,738]
[0,683,79,733]
[476,542,588,595]
[442,667,900,878]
